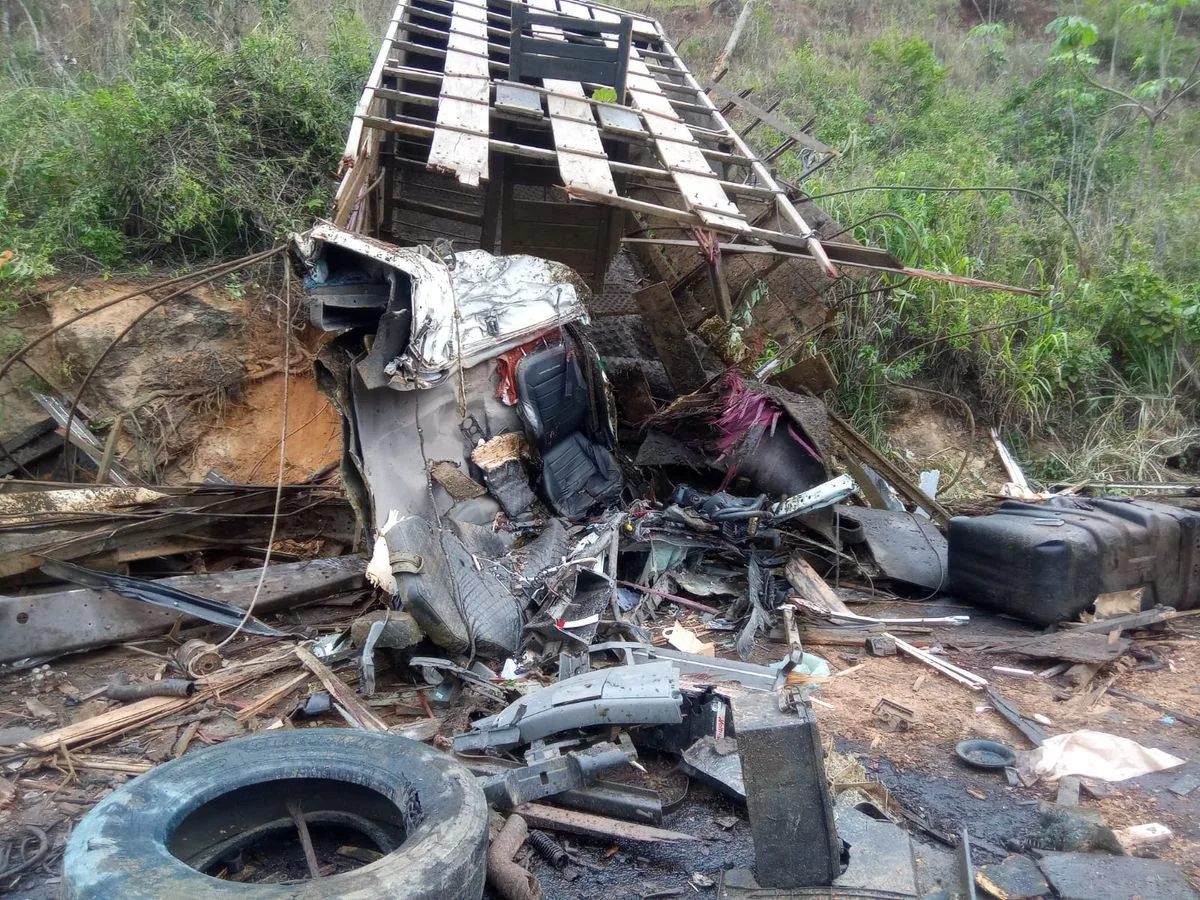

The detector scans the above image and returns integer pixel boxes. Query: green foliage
[866,34,946,115]
[0,8,373,286]
[710,0,1200,479]
[1047,15,1101,63]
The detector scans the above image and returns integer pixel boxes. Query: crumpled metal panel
[295,224,588,390]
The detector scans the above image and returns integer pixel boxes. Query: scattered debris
[872,698,916,732]
[2,4,1198,895]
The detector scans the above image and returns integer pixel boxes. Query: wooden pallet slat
[580,2,746,233]
[426,0,493,186]
[525,0,618,198]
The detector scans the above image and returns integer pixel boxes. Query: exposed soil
[182,373,341,484]
[3,274,339,486]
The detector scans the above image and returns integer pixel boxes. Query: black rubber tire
[63,729,488,899]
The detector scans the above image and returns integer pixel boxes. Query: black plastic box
[948,496,1200,625]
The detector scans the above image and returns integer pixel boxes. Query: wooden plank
[296,646,390,732]
[495,81,544,117]
[706,80,831,155]
[1066,606,1180,634]
[829,412,952,527]
[426,0,492,186]
[20,647,299,757]
[784,555,854,617]
[335,1,407,216]
[984,686,1047,747]
[524,0,618,199]
[514,802,698,842]
[632,282,707,392]
[584,5,744,232]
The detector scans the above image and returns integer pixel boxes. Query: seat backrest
[509,5,633,103]
[515,345,588,448]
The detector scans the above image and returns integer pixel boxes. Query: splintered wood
[426,0,492,185]
[18,647,299,758]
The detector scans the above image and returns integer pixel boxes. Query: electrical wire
[62,247,286,480]
[799,183,1085,271]
[216,262,291,651]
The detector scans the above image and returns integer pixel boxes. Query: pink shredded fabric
[714,369,820,462]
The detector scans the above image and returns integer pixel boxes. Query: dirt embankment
[2,276,340,485]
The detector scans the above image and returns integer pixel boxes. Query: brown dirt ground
[3,274,339,486]
[810,634,1200,876]
[182,372,341,484]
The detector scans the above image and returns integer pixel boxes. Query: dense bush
[652,0,1200,478]
[0,7,373,287]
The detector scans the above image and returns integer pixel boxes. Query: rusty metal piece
[487,814,542,900]
[105,674,196,702]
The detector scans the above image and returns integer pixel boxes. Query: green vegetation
[2,0,1198,484]
[0,1,377,288]
[634,0,1200,482]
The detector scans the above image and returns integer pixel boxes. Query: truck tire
[63,729,488,899]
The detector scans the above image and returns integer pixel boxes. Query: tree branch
[1082,72,1154,124]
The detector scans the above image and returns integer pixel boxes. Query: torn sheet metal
[295,224,587,390]
[39,559,288,637]
[838,505,947,591]
[339,354,522,526]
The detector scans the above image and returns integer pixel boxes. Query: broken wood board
[425,0,492,185]
[296,646,389,732]
[513,802,698,842]
[633,282,707,393]
[0,557,366,664]
[828,412,950,526]
[0,487,353,580]
[981,631,1132,664]
[984,686,1047,747]
[784,555,853,617]
[17,646,300,758]
[705,80,831,155]
[1065,606,1179,635]
[771,355,837,397]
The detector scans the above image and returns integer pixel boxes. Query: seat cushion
[540,432,623,517]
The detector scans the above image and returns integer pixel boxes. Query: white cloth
[1020,730,1185,783]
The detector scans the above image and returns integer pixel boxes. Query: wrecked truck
[294,222,625,660]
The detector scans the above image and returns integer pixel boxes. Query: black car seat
[515,344,622,517]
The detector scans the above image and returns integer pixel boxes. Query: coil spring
[527,830,568,869]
